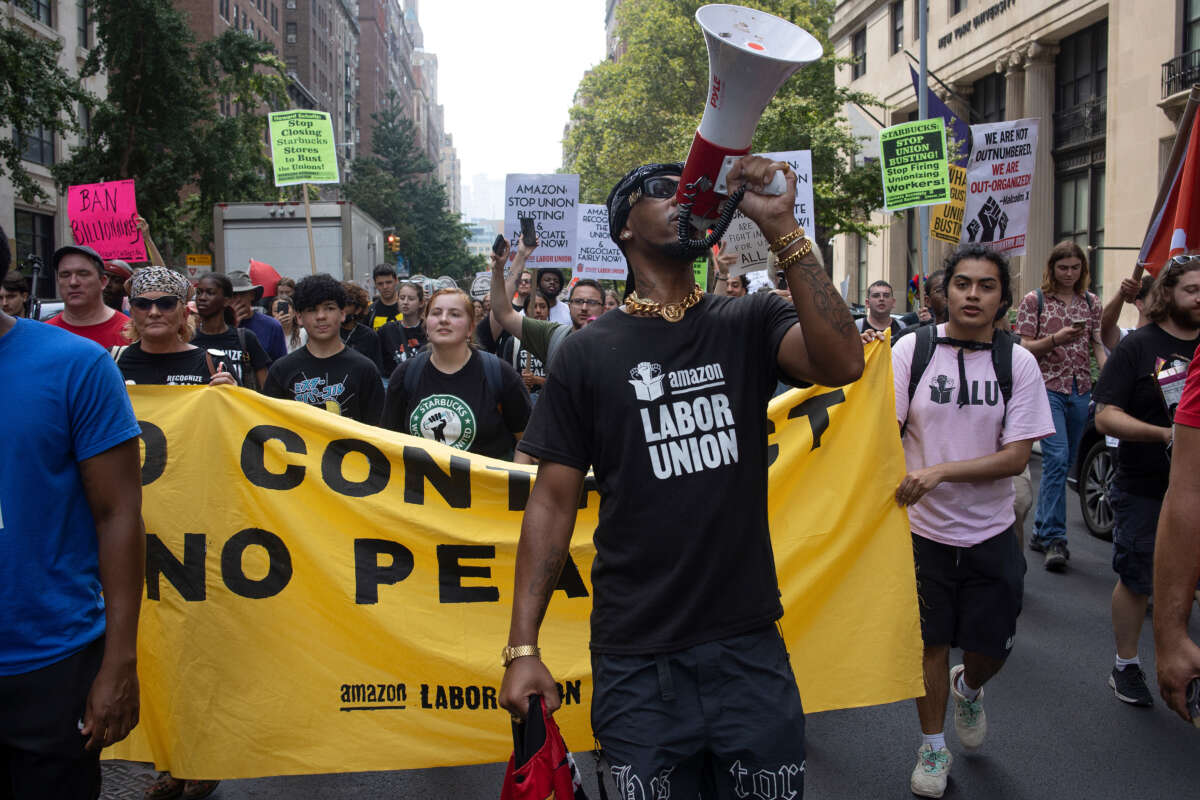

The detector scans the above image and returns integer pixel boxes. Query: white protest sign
[745,269,773,293]
[721,150,815,277]
[962,118,1038,256]
[504,174,580,270]
[573,204,627,280]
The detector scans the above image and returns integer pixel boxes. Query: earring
[621,232,632,240]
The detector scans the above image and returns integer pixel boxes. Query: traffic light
[386,234,399,254]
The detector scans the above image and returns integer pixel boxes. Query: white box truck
[212,201,385,287]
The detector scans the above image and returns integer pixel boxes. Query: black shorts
[592,626,806,800]
[1110,486,1162,597]
[0,636,104,800]
[912,527,1026,660]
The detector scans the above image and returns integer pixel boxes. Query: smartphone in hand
[492,234,508,258]
[519,216,537,247]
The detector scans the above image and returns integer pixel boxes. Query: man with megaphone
[499,151,863,798]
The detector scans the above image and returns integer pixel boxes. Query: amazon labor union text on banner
[104,343,921,778]
[504,173,580,269]
[879,118,951,211]
[573,204,626,281]
[267,110,340,186]
[721,150,815,277]
[962,117,1039,256]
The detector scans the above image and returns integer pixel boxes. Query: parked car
[1067,403,1117,541]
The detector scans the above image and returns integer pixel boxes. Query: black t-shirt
[263,345,385,425]
[367,300,402,330]
[518,293,800,654]
[1093,323,1200,498]
[116,343,214,385]
[341,323,385,374]
[191,326,270,388]
[382,350,532,460]
[499,334,546,397]
[378,321,428,370]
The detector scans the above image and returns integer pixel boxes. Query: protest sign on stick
[929,165,967,244]
[573,204,626,281]
[721,151,815,277]
[67,180,147,262]
[504,174,580,270]
[268,110,340,274]
[879,118,950,211]
[962,118,1039,256]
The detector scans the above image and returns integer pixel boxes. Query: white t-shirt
[547,299,572,326]
[893,325,1056,546]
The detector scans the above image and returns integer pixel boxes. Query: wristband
[715,274,728,281]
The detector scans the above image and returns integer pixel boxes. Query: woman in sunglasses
[114,267,235,387]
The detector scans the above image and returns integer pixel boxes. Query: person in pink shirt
[892,244,1055,798]
[44,245,130,349]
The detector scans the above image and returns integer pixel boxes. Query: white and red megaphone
[677,4,823,233]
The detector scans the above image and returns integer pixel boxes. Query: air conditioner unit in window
[287,33,296,42]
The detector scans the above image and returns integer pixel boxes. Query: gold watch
[501,645,541,667]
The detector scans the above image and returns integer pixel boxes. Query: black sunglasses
[130,296,181,312]
[629,176,679,205]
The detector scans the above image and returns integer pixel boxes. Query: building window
[79,102,91,141]
[14,210,54,274]
[1056,21,1108,111]
[891,1,904,54]
[219,0,229,20]
[271,3,278,30]
[1186,0,1200,52]
[950,0,965,15]
[15,125,54,166]
[851,27,867,79]
[18,0,52,26]
[970,72,1006,123]
[1055,168,1106,293]
[77,0,90,47]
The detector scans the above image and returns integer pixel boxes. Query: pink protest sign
[67,180,148,261]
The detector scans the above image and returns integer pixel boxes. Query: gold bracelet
[777,238,813,270]
[768,227,806,254]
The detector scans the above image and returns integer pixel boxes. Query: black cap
[51,244,106,274]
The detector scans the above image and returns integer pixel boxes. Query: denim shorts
[1111,486,1162,596]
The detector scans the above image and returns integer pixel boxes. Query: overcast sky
[420,0,608,219]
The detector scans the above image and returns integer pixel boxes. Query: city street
[102,457,1200,799]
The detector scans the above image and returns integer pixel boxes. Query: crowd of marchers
[4,177,1200,800]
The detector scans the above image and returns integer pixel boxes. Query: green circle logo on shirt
[409,394,477,450]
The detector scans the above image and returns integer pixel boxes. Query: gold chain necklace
[624,285,704,323]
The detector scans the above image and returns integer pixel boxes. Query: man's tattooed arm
[530,545,567,628]
[778,248,865,386]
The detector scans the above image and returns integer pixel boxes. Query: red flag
[249,258,283,296]
[1139,87,1200,277]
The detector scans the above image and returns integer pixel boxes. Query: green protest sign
[879,118,950,211]
[268,110,340,186]
[693,257,708,291]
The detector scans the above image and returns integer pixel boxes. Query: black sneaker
[1029,539,1047,553]
[1044,541,1069,571]
[1109,665,1154,707]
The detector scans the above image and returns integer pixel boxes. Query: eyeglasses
[628,176,680,205]
[1166,254,1200,270]
[569,298,603,308]
[130,296,181,312]
[518,277,532,285]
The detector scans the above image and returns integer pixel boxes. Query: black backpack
[402,349,505,415]
[902,324,1016,435]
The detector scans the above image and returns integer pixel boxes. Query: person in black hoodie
[340,281,386,374]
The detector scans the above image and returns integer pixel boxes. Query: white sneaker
[950,664,988,750]
[910,744,952,798]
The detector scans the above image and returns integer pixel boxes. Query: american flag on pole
[1138,87,1200,278]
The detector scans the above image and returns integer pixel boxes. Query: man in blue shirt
[228,269,286,360]
[0,224,145,798]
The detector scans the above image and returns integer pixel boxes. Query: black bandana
[605,162,684,245]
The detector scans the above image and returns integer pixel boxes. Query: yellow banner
[106,341,921,778]
[930,164,967,244]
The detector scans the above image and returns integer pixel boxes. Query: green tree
[53,0,287,258]
[0,24,94,203]
[563,0,883,246]
[344,93,480,280]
